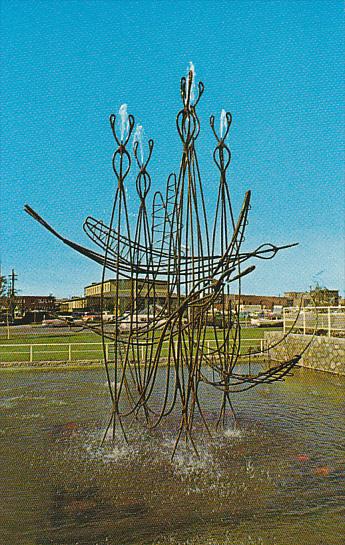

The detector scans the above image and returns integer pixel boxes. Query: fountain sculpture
[25,66,301,457]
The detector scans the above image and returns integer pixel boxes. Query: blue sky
[1,0,344,298]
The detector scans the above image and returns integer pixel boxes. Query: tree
[0,274,7,298]
[309,282,337,306]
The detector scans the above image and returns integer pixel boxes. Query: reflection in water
[0,367,344,545]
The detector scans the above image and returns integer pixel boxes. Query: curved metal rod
[24,68,303,457]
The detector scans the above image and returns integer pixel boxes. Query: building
[223,293,293,312]
[1,294,56,313]
[59,295,116,313]
[13,295,56,313]
[59,281,342,317]
[223,290,340,311]
[59,297,87,313]
[60,278,177,315]
[84,279,172,299]
[284,289,339,307]
[0,294,57,323]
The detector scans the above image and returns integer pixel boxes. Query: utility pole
[8,269,18,323]
[0,267,9,338]
[9,269,17,297]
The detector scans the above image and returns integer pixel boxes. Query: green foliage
[0,275,8,298]
[309,282,337,306]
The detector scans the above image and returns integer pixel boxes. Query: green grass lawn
[0,330,101,344]
[0,326,282,363]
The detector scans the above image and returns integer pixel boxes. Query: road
[0,324,115,339]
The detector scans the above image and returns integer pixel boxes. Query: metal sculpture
[25,67,301,457]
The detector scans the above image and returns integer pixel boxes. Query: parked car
[41,318,67,328]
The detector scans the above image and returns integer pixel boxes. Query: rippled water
[0,366,344,545]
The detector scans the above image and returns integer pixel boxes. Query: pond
[0,366,344,545]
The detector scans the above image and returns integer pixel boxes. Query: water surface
[0,366,344,545]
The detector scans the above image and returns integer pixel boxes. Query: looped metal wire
[210,111,232,143]
[24,69,301,458]
[109,113,135,147]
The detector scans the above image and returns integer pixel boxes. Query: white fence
[283,306,345,337]
[0,338,266,364]
[0,342,110,364]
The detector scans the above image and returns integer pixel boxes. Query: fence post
[283,308,286,334]
[29,345,33,363]
[141,345,144,361]
[106,343,109,361]
[303,311,306,335]
[68,344,72,362]
[207,340,210,354]
[328,307,331,338]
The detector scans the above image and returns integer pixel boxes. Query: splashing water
[245,458,255,479]
[186,61,196,103]
[133,124,145,163]
[220,108,227,138]
[119,103,129,142]
[224,427,242,438]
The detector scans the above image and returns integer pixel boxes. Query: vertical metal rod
[23,68,302,457]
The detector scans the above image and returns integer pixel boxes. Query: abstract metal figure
[25,68,301,457]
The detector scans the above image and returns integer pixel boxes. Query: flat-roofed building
[13,295,56,312]
[221,293,293,312]
[284,290,339,307]
[84,279,171,298]
[59,297,87,313]
[83,278,176,314]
